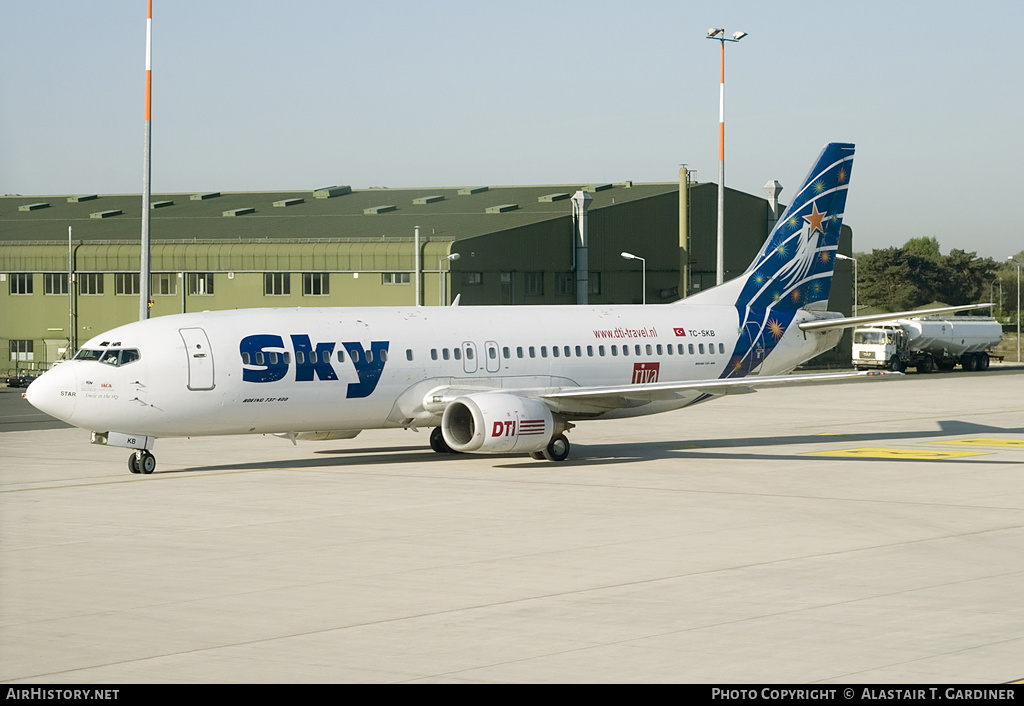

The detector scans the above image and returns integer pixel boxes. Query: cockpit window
[75,348,141,366]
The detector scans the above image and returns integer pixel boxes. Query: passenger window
[611,346,618,357]
[241,352,251,365]
[337,350,345,363]
[575,346,582,357]
[406,349,413,361]
[719,343,725,354]
[296,351,306,365]
[442,348,450,361]
[489,348,497,360]
[431,349,438,361]
[599,345,605,357]
[465,347,473,360]
[646,345,653,355]
[517,346,524,358]
[503,347,511,359]
[529,346,536,358]
[622,345,629,357]
[541,346,548,358]
[587,346,593,357]
[635,345,642,356]
[698,344,705,355]
[551,346,559,358]
[656,344,663,355]
[454,348,462,360]
[255,352,265,365]
[688,344,694,355]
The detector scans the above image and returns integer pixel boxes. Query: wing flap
[541,370,896,412]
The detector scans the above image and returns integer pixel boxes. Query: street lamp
[439,253,460,306]
[835,253,858,316]
[706,27,747,286]
[621,251,646,305]
[1009,256,1022,362]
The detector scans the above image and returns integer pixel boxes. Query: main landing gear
[529,433,571,462]
[128,450,156,474]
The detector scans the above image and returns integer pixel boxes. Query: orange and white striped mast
[706,28,746,286]
[140,0,153,320]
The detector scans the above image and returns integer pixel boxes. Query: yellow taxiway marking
[807,447,989,460]
[930,438,1024,449]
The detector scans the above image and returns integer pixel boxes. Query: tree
[859,242,999,312]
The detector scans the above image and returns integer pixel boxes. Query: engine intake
[441,392,554,454]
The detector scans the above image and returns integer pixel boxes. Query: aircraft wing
[540,370,897,413]
[798,303,994,333]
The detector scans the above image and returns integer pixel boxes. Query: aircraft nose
[25,364,78,423]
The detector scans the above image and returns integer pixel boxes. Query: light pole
[439,253,460,306]
[1009,256,1021,362]
[835,253,858,316]
[706,27,747,286]
[621,252,646,305]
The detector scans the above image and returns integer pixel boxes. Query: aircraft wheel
[430,427,452,454]
[542,434,570,462]
[132,450,156,474]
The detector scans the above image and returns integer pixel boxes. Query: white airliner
[24,143,984,473]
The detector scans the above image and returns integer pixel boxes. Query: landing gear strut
[128,450,156,474]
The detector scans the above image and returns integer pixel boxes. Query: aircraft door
[462,341,478,374]
[484,341,500,373]
[179,327,215,390]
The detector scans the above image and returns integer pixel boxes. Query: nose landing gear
[128,450,156,474]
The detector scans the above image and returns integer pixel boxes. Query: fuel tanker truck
[852,316,1003,373]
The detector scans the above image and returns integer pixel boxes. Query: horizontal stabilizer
[799,303,994,333]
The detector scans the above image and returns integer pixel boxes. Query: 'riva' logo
[240,334,388,399]
[632,362,660,384]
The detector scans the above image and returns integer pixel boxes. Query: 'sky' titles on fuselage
[240,334,389,399]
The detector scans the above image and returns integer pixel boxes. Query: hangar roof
[1,182,683,245]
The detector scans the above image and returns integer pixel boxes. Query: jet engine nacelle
[441,393,554,454]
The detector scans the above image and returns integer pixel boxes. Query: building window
[9,340,33,362]
[588,272,601,295]
[465,272,483,285]
[303,272,329,296]
[9,273,32,295]
[556,272,573,296]
[525,272,544,296]
[382,272,410,285]
[152,273,177,296]
[44,273,68,295]
[265,272,291,296]
[116,273,140,295]
[79,273,104,295]
[188,273,215,296]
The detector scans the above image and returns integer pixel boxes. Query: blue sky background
[2,0,1021,259]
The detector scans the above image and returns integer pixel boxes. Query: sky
[2,0,1022,260]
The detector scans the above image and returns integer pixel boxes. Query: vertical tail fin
[739,142,855,312]
[692,142,855,377]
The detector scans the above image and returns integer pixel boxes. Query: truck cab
[853,325,909,372]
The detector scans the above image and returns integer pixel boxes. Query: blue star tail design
[722,143,855,379]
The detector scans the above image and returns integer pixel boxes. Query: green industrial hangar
[1,174,853,372]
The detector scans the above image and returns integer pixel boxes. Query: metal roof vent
[364,205,397,215]
[273,198,304,208]
[67,195,98,203]
[223,207,255,217]
[90,210,122,219]
[314,185,352,199]
[191,192,221,201]
[150,200,174,209]
[485,204,518,214]
[413,195,445,205]
[458,186,488,195]
[583,183,613,193]
[538,193,570,203]
[18,202,49,212]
